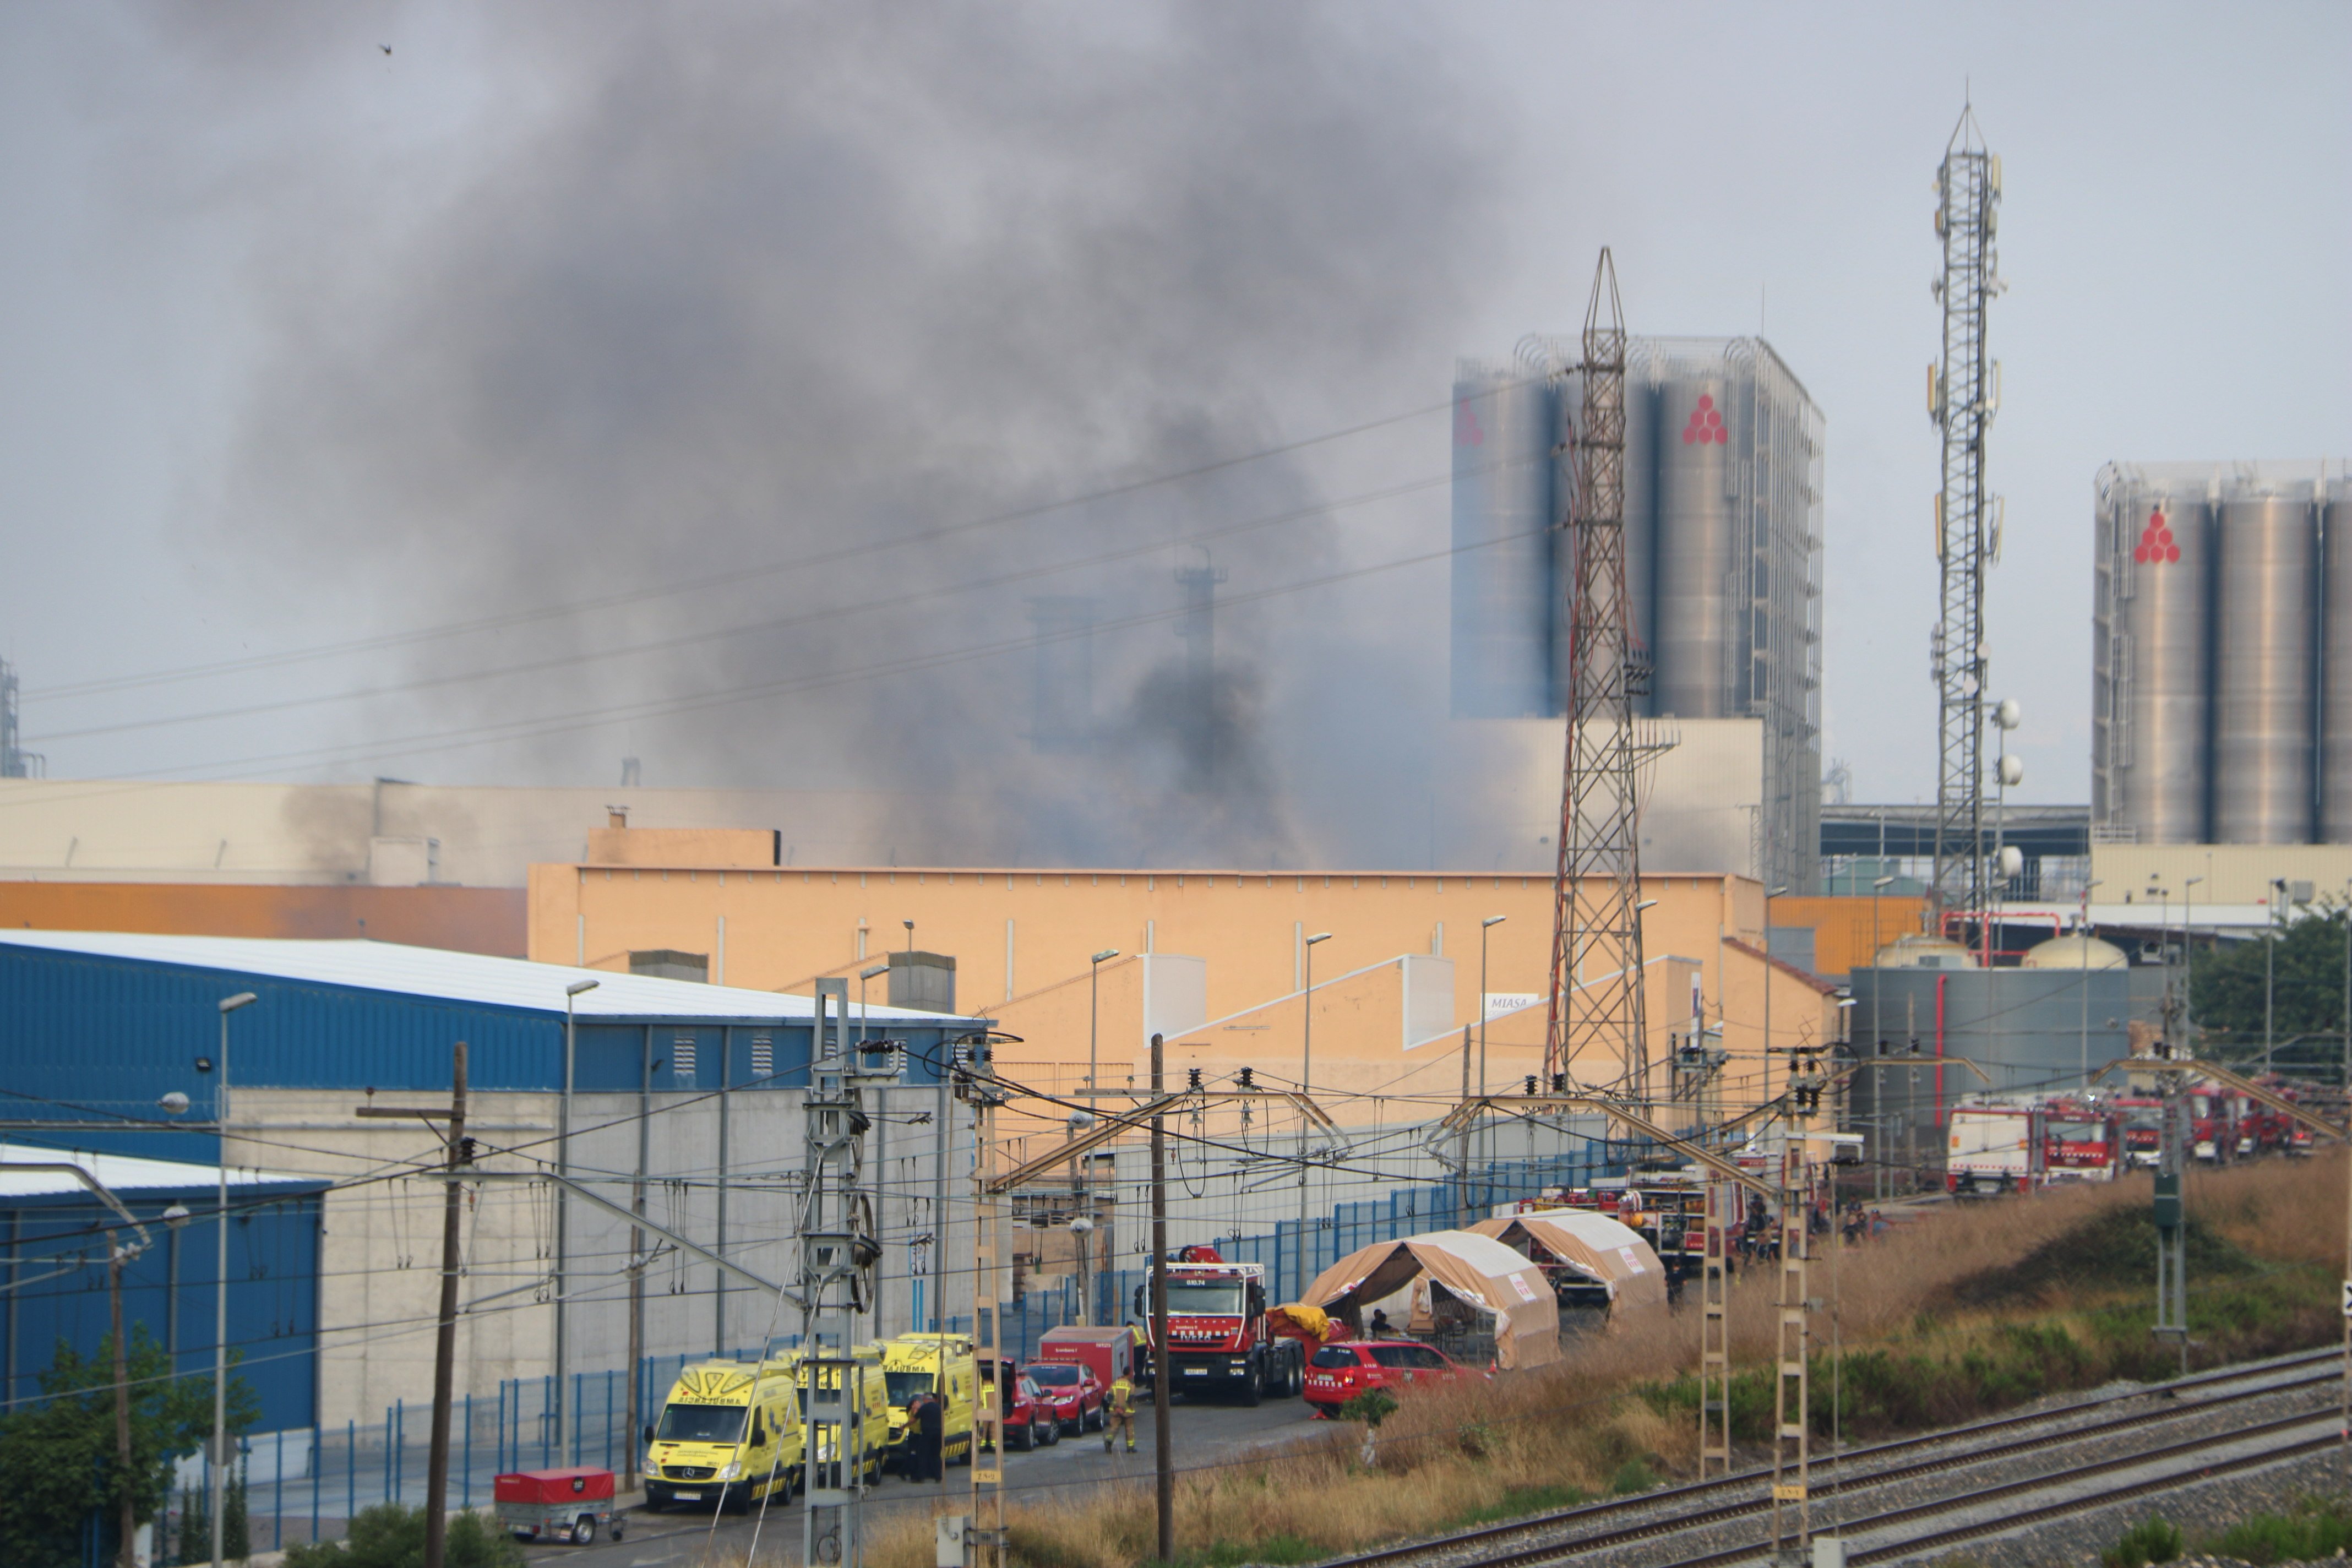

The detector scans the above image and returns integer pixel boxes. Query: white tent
[1303,1229,1559,1369]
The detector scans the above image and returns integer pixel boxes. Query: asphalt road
[547,1396,1327,1567]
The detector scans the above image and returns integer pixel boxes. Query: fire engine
[1511,1179,1703,1296]
[1129,1249,1303,1405]
[2039,1098,2121,1182]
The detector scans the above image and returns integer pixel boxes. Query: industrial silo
[2212,480,2318,843]
[1619,362,1660,715]
[2323,476,2352,842]
[1449,361,1557,717]
[1652,371,1741,718]
[2096,471,2213,843]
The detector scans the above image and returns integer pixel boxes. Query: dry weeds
[695,1154,2343,1568]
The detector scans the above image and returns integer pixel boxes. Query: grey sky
[0,3,2343,862]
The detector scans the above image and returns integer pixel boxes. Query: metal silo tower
[1928,106,2005,934]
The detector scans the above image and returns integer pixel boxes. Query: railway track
[1662,1407,2342,1567]
[1314,1346,2345,1568]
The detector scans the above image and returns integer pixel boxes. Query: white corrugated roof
[0,931,976,1023]
[0,1142,311,1197]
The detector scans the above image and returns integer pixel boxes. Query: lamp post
[859,963,889,1042]
[2266,879,2286,1076]
[2185,875,2206,1054]
[1870,875,1896,1185]
[554,977,597,1461]
[1298,932,1332,1299]
[210,990,257,1568]
[2078,881,2103,1090]
[1088,950,1120,1097]
[1477,917,1505,1208]
[1763,887,1788,1117]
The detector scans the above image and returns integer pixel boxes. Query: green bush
[2102,1515,2182,1568]
[1608,1458,1659,1495]
[2204,1499,2352,1565]
[281,1502,522,1568]
[1335,1389,1397,1429]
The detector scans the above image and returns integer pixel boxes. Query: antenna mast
[1929,105,2003,934]
[1543,250,1649,1098]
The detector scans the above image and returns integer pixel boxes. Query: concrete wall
[235,1076,1609,1418]
[530,857,1844,1134]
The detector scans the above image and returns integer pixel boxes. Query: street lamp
[2078,881,2104,1088]
[1088,950,1120,1096]
[1476,917,1505,1207]
[554,977,597,1461]
[1763,888,1788,1115]
[860,963,890,1042]
[209,990,256,1568]
[2266,878,2286,1075]
[1298,932,1332,1300]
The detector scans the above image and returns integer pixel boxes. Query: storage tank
[1619,366,1660,715]
[2213,481,2318,843]
[1653,373,1740,718]
[1449,363,1557,717]
[2323,476,2352,841]
[2018,932,2128,970]
[2101,477,2213,843]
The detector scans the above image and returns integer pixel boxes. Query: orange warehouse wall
[0,882,527,956]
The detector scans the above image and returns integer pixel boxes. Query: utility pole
[110,1233,134,1568]
[1544,249,1649,1099]
[1699,1178,1732,1479]
[2153,1064,2189,1376]
[802,979,885,1568]
[963,1027,1009,1568]
[1768,1143,1811,1567]
[1150,1033,1174,1565]
[1928,101,2002,932]
[555,978,596,1462]
[355,1042,471,1568]
[1298,932,1331,1300]
[627,1026,649,1495]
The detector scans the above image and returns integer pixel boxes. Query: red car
[1023,1360,1107,1435]
[979,1359,1061,1451]
[1303,1341,1483,1420]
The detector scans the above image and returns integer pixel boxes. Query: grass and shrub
[713,1155,2343,1568]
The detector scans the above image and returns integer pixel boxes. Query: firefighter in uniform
[1104,1371,1136,1453]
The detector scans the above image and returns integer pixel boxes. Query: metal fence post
[275,1430,284,1550]
[462,1392,472,1510]
[346,1418,355,1533]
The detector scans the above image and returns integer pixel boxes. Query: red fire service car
[1302,1341,1483,1420]
[1022,1360,1106,1434]
[979,1359,1060,1451]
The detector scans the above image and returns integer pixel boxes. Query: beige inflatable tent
[1302,1229,1559,1369]
[1470,1211,1670,1319]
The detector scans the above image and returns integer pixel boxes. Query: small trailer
[494,1467,624,1545]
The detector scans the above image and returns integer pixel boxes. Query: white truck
[1946,1103,2044,1195]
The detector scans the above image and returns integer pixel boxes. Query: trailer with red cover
[495,1467,624,1545]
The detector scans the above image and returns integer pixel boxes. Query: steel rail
[1309,1348,2343,1568]
[1657,1407,2338,1568]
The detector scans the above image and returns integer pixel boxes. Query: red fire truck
[1129,1250,1304,1405]
[2040,1099,2121,1182]
[1515,1178,1703,1296]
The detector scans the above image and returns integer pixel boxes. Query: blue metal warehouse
[0,930,986,1439]
[1,1145,326,1431]
[0,930,982,1162]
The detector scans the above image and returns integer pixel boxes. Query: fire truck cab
[1130,1252,1304,1405]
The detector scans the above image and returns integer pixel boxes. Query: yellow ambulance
[773,1348,891,1489]
[878,1332,978,1473]
[641,1360,801,1513]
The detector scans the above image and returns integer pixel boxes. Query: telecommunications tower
[1928,106,2005,923]
[1543,251,1649,1098]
